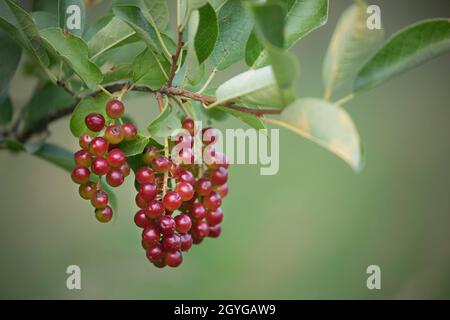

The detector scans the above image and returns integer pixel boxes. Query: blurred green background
[1,0,450,299]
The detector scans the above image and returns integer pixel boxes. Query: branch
[166,31,183,87]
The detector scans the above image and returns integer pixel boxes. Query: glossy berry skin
[196,178,212,196]
[177,170,195,185]
[202,127,218,145]
[192,220,210,239]
[206,208,223,226]
[203,192,222,211]
[106,99,124,119]
[175,214,192,234]
[95,206,113,223]
[163,233,181,252]
[71,166,90,184]
[79,182,96,200]
[120,162,131,177]
[151,156,171,173]
[165,250,183,267]
[142,146,159,164]
[158,215,176,235]
[135,167,155,184]
[182,118,195,136]
[90,137,108,156]
[146,243,164,262]
[175,182,194,201]
[208,225,221,238]
[189,203,207,220]
[85,113,105,132]
[215,183,228,198]
[139,183,157,201]
[135,193,147,209]
[145,200,164,219]
[163,191,182,211]
[192,233,204,245]
[74,149,92,167]
[180,233,193,251]
[142,226,160,247]
[153,259,167,268]
[122,123,137,141]
[134,210,150,228]
[106,168,124,187]
[104,124,124,144]
[91,190,109,209]
[91,157,109,176]
[79,132,93,150]
[107,149,126,168]
[211,167,228,186]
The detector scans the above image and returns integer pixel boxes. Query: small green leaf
[112,0,169,31]
[40,27,103,89]
[147,102,181,137]
[102,63,133,84]
[195,3,218,63]
[209,0,254,70]
[247,0,285,49]
[190,0,208,9]
[0,29,21,103]
[0,97,13,126]
[323,0,383,97]
[354,19,450,92]
[183,9,202,86]
[119,134,150,156]
[58,0,86,36]
[33,142,74,171]
[245,30,263,66]
[280,98,362,172]
[31,11,58,30]
[214,66,295,108]
[132,48,169,89]
[217,106,266,130]
[70,93,109,137]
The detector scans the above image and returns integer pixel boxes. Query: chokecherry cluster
[134,118,229,268]
[71,99,137,222]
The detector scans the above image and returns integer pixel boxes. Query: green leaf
[94,41,146,66]
[354,19,450,92]
[190,0,208,9]
[20,83,75,133]
[132,48,169,89]
[40,27,103,89]
[33,0,58,14]
[119,134,150,156]
[195,3,218,63]
[31,11,58,30]
[0,97,13,126]
[183,9,202,86]
[102,63,132,84]
[147,102,181,137]
[0,29,21,103]
[247,0,285,49]
[214,66,295,108]
[87,17,135,59]
[217,106,266,130]
[83,14,113,41]
[323,1,383,98]
[209,0,254,70]
[280,98,362,172]
[244,30,263,66]
[58,0,86,36]
[70,93,109,137]
[112,0,169,31]
[4,0,50,67]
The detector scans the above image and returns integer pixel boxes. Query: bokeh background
[1,0,450,299]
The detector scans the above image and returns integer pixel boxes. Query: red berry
[122,123,137,141]
[165,250,182,267]
[203,192,222,211]
[206,208,223,226]
[106,99,124,119]
[177,170,195,185]
[192,220,209,238]
[153,259,167,268]
[134,210,150,228]
[107,149,126,168]
[180,233,193,251]
[215,183,229,198]
[139,183,157,201]
[79,132,94,150]
[211,167,228,185]
[158,215,176,235]
[208,224,221,238]
[192,233,204,245]
[196,178,212,196]
[170,162,182,178]
[135,193,147,209]
[162,233,181,252]
[145,200,164,219]
[151,156,171,173]
[91,190,109,209]
[95,206,113,223]
[142,226,160,247]
[182,118,195,136]
[85,113,105,132]
[202,127,219,144]
[178,147,195,165]
[74,149,92,167]
[146,243,164,262]
[175,182,194,201]
[71,166,90,184]
[91,157,109,176]
[189,203,207,220]
[175,214,192,234]
[106,168,124,187]
[142,146,160,164]
[104,124,124,144]
[79,182,96,200]
[135,167,155,184]
[90,137,108,156]
[120,162,131,177]
[163,191,182,211]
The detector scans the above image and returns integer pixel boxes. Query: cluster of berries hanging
[70,99,137,222]
[134,118,229,268]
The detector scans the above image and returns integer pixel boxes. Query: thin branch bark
[166,31,183,87]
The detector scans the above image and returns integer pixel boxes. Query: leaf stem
[166,31,184,87]
[197,68,218,94]
[334,93,354,106]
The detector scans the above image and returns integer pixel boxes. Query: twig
[56,80,78,98]
[335,93,354,106]
[167,31,184,87]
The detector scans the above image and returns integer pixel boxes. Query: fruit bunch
[70,99,137,222]
[134,118,229,268]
